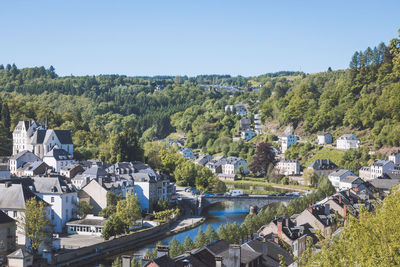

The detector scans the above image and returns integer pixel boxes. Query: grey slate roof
[54,130,73,144]
[370,178,400,190]
[66,216,107,227]
[7,248,32,259]
[44,148,73,160]
[0,183,42,210]
[0,210,14,224]
[30,129,47,144]
[309,159,338,170]
[341,176,362,184]
[372,160,392,167]
[82,166,108,177]
[329,169,354,177]
[10,150,38,161]
[32,177,75,194]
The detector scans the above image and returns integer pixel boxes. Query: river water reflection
[94,201,249,266]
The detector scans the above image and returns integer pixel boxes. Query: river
[92,201,251,266]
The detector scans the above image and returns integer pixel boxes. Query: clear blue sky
[0,1,399,77]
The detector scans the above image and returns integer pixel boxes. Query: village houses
[275,159,301,176]
[281,133,297,153]
[336,134,360,150]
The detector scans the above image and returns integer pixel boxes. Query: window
[51,197,55,203]
[13,211,17,218]
[66,196,69,203]
[66,209,69,219]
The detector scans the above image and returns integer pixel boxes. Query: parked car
[278,193,286,196]
[215,193,224,196]
[229,190,244,196]
[204,193,214,197]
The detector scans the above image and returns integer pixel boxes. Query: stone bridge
[198,195,298,215]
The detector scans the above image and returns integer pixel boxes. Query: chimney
[325,204,330,216]
[308,205,312,213]
[228,244,241,267]
[156,245,169,258]
[343,205,347,217]
[121,255,132,267]
[273,236,279,244]
[215,256,223,267]
[277,220,282,238]
[338,195,342,204]
[5,181,10,188]
[142,255,150,266]
[285,217,289,227]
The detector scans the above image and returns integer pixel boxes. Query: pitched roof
[82,166,108,177]
[0,183,41,210]
[341,176,362,184]
[30,129,47,144]
[66,215,107,227]
[329,169,354,177]
[10,150,38,161]
[54,130,73,144]
[44,148,73,160]
[32,177,75,194]
[0,210,15,224]
[372,160,393,167]
[308,159,338,170]
[7,248,32,259]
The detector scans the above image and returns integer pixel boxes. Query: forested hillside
[260,31,400,148]
[0,31,399,163]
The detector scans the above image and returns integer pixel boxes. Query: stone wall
[53,214,179,266]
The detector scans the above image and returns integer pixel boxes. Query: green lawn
[304,147,345,167]
[223,179,311,191]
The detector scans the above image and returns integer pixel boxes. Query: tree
[77,200,92,218]
[131,257,141,267]
[183,236,194,251]
[102,214,125,240]
[169,238,183,258]
[116,192,141,229]
[205,225,219,243]
[194,228,208,248]
[304,185,400,266]
[1,102,10,132]
[303,169,319,187]
[250,142,276,176]
[22,198,51,256]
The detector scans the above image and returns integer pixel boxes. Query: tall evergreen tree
[1,102,10,132]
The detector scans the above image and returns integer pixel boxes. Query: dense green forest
[0,31,399,164]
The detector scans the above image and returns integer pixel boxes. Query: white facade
[9,151,41,174]
[134,180,156,212]
[36,192,77,233]
[370,160,394,179]
[336,134,360,150]
[328,169,357,189]
[276,159,300,176]
[241,129,256,141]
[221,157,248,175]
[281,134,298,153]
[317,133,333,145]
[43,148,75,173]
[388,151,400,165]
[66,215,106,236]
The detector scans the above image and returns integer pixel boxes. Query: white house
[370,160,394,179]
[235,102,247,115]
[339,176,364,191]
[336,134,360,150]
[388,150,400,165]
[276,159,300,176]
[9,151,41,175]
[132,173,158,213]
[328,169,357,190]
[194,154,212,166]
[317,133,333,145]
[32,177,78,233]
[0,183,51,246]
[205,156,224,174]
[281,134,298,153]
[43,147,75,173]
[241,129,256,141]
[12,121,74,159]
[179,148,195,160]
[66,215,106,236]
[221,157,248,175]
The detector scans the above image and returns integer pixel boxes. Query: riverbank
[54,212,205,267]
[223,180,311,193]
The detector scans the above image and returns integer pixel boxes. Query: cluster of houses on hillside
[141,183,378,267]
[0,121,176,264]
